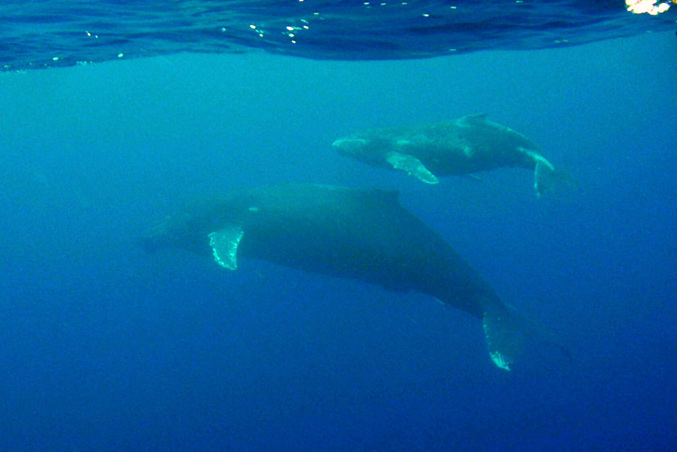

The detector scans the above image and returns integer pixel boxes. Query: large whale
[333,114,568,197]
[141,184,546,370]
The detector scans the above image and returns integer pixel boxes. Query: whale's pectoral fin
[528,150,577,198]
[482,300,571,371]
[208,226,244,270]
[385,151,439,184]
[533,156,557,198]
[482,302,525,371]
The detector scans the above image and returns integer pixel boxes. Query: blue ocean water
[1,3,676,451]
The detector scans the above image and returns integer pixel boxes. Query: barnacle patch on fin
[208,226,244,270]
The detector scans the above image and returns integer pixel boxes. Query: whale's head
[332,137,368,157]
[138,198,241,256]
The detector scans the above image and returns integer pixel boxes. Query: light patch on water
[626,0,673,14]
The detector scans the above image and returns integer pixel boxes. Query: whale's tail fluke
[481,299,570,371]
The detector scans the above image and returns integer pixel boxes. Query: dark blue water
[1,9,676,452]
[1,0,675,70]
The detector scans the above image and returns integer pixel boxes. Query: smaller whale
[333,114,569,197]
[140,184,564,370]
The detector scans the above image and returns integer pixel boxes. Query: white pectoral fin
[482,299,572,371]
[523,149,557,198]
[482,306,524,371]
[208,226,244,270]
[385,151,439,184]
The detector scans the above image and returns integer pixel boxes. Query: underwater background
[0,3,676,450]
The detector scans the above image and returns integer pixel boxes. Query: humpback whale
[333,114,568,197]
[141,184,547,370]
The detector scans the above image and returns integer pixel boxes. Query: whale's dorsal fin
[385,151,439,184]
[208,225,244,270]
